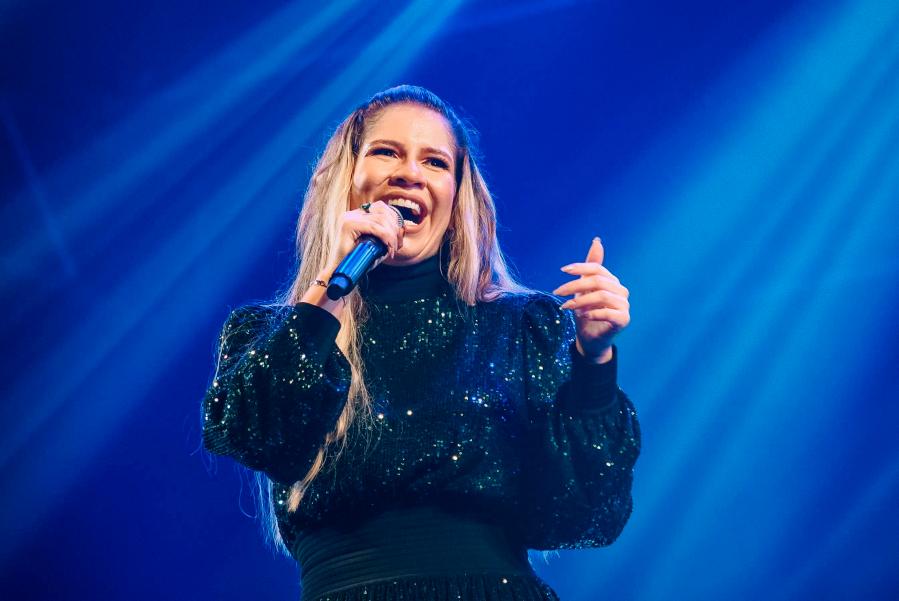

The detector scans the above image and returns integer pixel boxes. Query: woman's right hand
[301,201,406,319]
[335,201,406,265]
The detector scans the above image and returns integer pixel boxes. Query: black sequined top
[203,251,641,600]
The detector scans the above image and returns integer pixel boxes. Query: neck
[359,243,452,303]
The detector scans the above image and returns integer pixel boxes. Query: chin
[388,243,437,265]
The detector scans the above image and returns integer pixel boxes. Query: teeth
[385,198,422,216]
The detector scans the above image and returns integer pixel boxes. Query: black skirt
[292,506,559,601]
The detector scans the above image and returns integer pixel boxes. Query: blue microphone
[326,235,388,300]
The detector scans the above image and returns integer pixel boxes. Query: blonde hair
[260,85,533,553]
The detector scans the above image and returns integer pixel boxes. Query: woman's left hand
[552,237,630,364]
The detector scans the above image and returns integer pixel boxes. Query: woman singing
[202,85,641,600]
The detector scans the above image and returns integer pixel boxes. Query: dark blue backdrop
[3,1,898,599]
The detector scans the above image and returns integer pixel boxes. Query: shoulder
[223,302,284,323]
[479,290,570,329]
[475,292,576,368]
[219,303,290,338]
[494,290,565,318]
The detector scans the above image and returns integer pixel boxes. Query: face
[349,103,458,265]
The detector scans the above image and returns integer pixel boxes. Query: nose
[389,157,424,188]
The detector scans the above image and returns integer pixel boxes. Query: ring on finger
[361,202,372,213]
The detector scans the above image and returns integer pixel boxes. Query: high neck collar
[359,243,453,303]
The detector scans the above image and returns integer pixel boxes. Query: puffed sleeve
[518,293,641,550]
[202,303,351,485]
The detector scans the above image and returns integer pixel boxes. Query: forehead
[364,103,456,150]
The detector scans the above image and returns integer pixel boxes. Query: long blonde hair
[260,85,533,553]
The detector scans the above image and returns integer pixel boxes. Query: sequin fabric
[309,573,560,601]
[203,258,641,600]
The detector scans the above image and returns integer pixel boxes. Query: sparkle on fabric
[202,261,641,600]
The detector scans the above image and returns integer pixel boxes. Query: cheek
[439,185,457,223]
[349,167,372,206]
[354,159,384,187]
[351,167,367,191]
[433,178,456,215]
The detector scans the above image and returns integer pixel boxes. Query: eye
[426,157,449,169]
[371,147,397,157]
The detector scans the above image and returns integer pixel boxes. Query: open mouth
[393,204,421,225]
[384,198,424,225]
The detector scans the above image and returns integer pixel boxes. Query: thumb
[586,236,604,264]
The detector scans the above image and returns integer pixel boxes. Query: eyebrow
[368,139,454,163]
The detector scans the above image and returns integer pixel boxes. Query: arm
[519,294,641,550]
[202,302,351,485]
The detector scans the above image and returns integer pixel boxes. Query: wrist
[576,338,614,364]
[300,267,346,319]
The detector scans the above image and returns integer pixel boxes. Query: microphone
[327,204,406,300]
[326,235,389,300]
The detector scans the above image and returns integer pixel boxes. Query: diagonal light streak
[0,0,465,565]
[537,1,899,596]
[634,87,899,600]
[1,0,360,287]
[774,453,899,600]
[1,101,77,277]
[629,29,899,539]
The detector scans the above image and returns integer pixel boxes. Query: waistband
[292,506,532,600]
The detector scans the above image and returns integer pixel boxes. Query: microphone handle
[326,235,388,300]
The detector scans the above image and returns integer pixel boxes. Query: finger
[561,289,629,311]
[357,221,397,258]
[371,202,405,250]
[553,274,622,296]
[574,307,630,328]
[373,225,396,258]
[357,204,400,253]
[345,204,403,256]
[560,262,619,281]
[370,200,394,213]
[370,200,404,225]
[373,211,403,252]
[348,203,398,229]
[585,236,604,265]
[553,275,627,297]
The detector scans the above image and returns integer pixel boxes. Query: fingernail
[560,300,573,309]
[593,236,601,244]
[561,265,573,272]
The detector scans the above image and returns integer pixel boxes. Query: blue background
[2,0,898,599]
